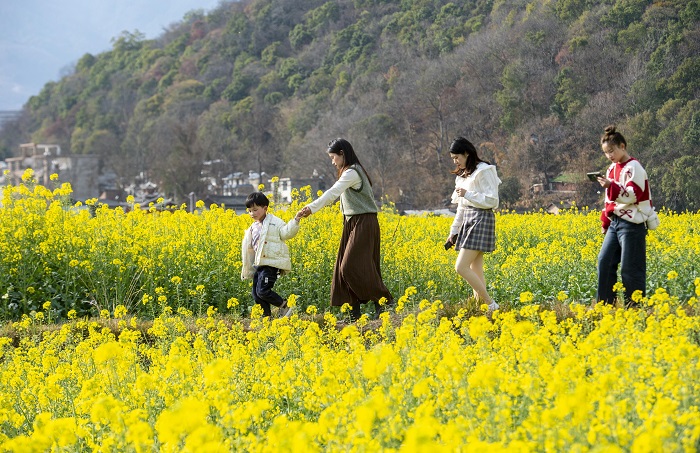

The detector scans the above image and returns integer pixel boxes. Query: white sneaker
[278,300,293,317]
[487,301,500,312]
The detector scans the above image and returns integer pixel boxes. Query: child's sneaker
[487,301,500,313]
[278,300,293,317]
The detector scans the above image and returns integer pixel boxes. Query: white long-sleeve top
[305,168,362,213]
[449,162,501,237]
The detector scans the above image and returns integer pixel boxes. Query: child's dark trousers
[252,265,284,317]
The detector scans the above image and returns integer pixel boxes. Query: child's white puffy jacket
[241,213,300,279]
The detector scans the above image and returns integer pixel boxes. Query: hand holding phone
[587,171,602,182]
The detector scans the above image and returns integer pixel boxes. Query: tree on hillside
[162,116,208,199]
[229,97,284,179]
[659,155,700,212]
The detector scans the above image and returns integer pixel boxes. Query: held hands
[296,206,312,220]
[455,187,467,197]
[596,176,611,189]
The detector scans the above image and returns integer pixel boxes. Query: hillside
[0,0,698,210]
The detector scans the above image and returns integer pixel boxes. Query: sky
[0,0,225,111]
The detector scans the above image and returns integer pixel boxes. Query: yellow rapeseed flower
[520,291,534,303]
[114,304,128,319]
[21,168,34,181]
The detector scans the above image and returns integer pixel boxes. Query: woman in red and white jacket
[594,125,654,307]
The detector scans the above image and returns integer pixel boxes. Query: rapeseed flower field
[1,171,698,320]
[1,173,699,451]
[1,290,700,451]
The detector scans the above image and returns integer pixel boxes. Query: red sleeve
[608,183,621,201]
[600,210,611,231]
[626,179,650,203]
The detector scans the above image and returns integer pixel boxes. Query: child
[241,191,303,317]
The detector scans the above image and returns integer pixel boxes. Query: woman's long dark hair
[327,138,373,186]
[449,136,489,176]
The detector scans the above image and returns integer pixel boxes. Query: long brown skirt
[331,213,393,307]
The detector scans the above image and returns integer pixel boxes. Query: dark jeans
[596,216,647,305]
[252,266,284,317]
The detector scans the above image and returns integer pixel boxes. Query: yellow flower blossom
[114,304,128,319]
[21,168,34,181]
[519,291,534,303]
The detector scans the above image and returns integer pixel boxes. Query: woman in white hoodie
[445,137,501,312]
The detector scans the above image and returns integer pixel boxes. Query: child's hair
[600,125,627,148]
[449,136,489,176]
[245,191,269,208]
[327,138,373,186]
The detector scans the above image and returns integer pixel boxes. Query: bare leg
[470,252,487,300]
[455,248,491,303]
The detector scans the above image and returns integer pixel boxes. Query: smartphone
[587,171,602,182]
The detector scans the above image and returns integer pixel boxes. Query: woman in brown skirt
[297,138,393,321]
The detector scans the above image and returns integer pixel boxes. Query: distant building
[203,168,267,197]
[530,172,582,195]
[269,173,326,203]
[201,164,326,205]
[4,143,101,201]
[201,194,248,212]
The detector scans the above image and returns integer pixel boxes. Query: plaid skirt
[455,207,496,252]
